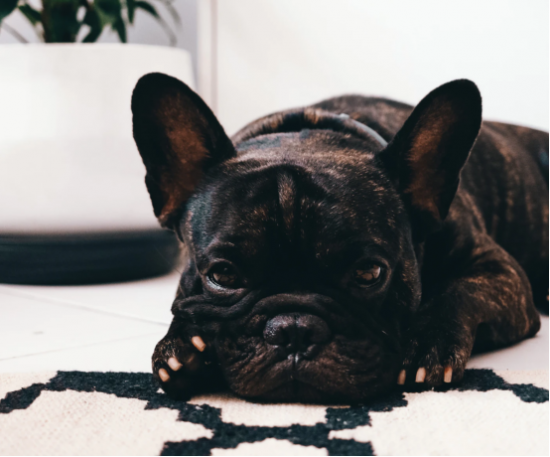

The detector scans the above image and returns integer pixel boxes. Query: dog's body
[132,75,548,402]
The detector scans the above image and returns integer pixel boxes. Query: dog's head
[131,74,481,402]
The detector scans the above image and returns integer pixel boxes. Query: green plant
[0,0,180,44]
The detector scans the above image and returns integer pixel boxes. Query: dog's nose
[264,313,331,354]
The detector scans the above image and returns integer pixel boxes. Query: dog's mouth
[253,371,335,403]
[216,326,400,403]
[237,351,396,403]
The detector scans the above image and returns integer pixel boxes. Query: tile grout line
[0,286,170,327]
[0,331,164,362]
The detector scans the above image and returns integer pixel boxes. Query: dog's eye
[354,264,383,288]
[208,264,241,289]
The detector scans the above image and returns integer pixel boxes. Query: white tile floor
[0,271,548,374]
[0,272,178,373]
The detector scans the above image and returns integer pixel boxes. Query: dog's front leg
[152,318,223,399]
[399,241,541,388]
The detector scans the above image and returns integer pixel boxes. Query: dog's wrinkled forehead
[183,125,406,274]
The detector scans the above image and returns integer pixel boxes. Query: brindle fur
[132,74,548,403]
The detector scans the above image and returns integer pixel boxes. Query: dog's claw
[168,357,183,371]
[397,369,406,385]
[415,367,426,383]
[158,368,170,382]
[191,336,206,352]
[444,366,453,383]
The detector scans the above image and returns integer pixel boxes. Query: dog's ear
[132,73,235,229]
[379,79,482,239]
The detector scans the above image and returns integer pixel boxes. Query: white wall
[2,0,548,135]
[214,0,549,135]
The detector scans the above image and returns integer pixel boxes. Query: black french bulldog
[131,74,548,403]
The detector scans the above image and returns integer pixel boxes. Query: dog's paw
[397,320,475,389]
[152,334,211,400]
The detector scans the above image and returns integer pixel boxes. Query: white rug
[0,369,547,456]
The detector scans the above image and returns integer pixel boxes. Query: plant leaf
[18,4,42,26]
[95,0,122,22]
[41,0,82,42]
[82,7,102,42]
[126,0,135,23]
[93,0,130,43]
[134,0,158,18]
[112,16,126,42]
[135,0,176,45]
[153,0,180,25]
[0,0,18,23]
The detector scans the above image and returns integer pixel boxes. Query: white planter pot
[0,43,194,233]
[0,43,195,283]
